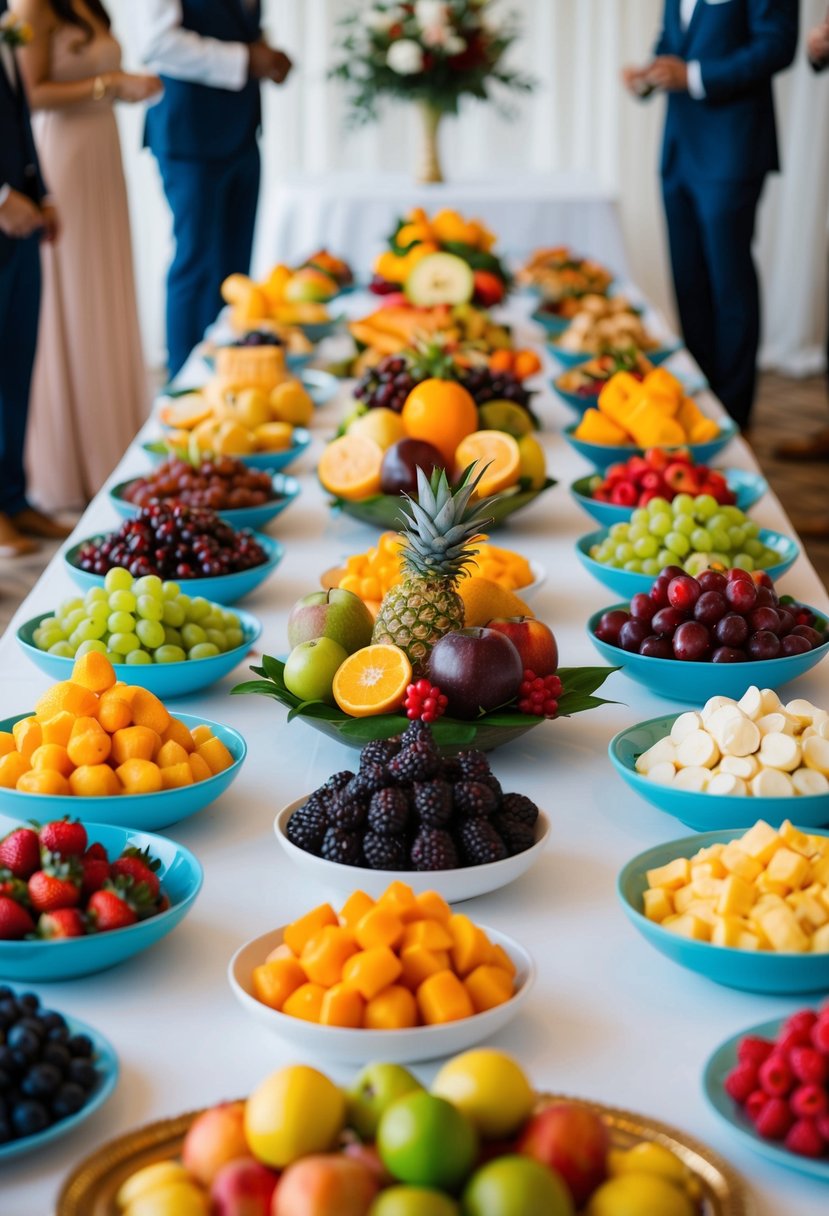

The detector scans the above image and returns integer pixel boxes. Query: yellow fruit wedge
[318,435,384,501]
[333,645,412,717]
[454,430,521,497]
[458,577,533,628]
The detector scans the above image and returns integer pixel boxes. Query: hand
[807,22,829,67]
[268,49,292,85]
[39,202,60,244]
[248,41,292,83]
[0,189,43,239]
[621,65,648,93]
[110,72,164,103]
[646,55,689,92]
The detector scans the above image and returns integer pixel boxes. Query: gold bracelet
[92,74,107,102]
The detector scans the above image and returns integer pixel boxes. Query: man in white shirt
[140,0,291,376]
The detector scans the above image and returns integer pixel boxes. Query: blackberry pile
[286,723,539,871]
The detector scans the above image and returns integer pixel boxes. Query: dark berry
[440,757,463,784]
[412,779,453,827]
[286,805,328,855]
[37,1011,66,1034]
[500,793,539,826]
[68,1059,98,1091]
[388,741,440,784]
[0,999,19,1030]
[18,994,39,1014]
[362,833,408,870]
[453,781,498,818]
[401,719,433,747]
[367,788,410,836]
[351,763,388,796]
[6,1027,39,1061]
[493,814,536,856]
[41,1043,71,1073]
[320,827,362,866]
[457,819,508,866]
[410,829,458,871]
[51,1082,86,1118]
[360,739,400,768]
[457,749,491,780]
[328,790,366,831]
[67,1034,93,1059]
[11,1099,49,1138]
[21,1063,62,1101]
[320,770,354,796]
[476,772,503,803]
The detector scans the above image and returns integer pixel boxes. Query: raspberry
[810,1015,829,1055]
[776,1027,809,1057]
[724,1062,759,1105]
[790,1084,828,1120]
[817,1113,829,1142]
[754,1097,794,1141]
[745,1089,769,1122]
[758,1053,794,1097]
[737,1035,775,1067]
[790,1046,827,1087]
[784,1118,825,1158]
[785,1009,818,1039]
[403,679,448,724]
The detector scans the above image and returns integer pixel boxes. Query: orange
[513,350,542,379]
[454,430,520,496]
[332,644,412,717]
[318,434,383,501]
[401,378,478,467]
[488,349,514,374]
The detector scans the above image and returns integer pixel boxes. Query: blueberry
[10,1048,32,1073]
[0,999,19,1030]
[0,986,13,1002]
[41,1043,71,1073]
[21,1063,62,1100]
[18,994,39,1014]
[7,1026,39,1060]
[68,1059,97,1092]
[0,1045,18,1074]
[47,1026,69,1044]
[67,1034,93,1059]
[0,1069,11,1093]
[52,1082,85,1119]
[16,1016,46,1040]
[11,1099,49,1138]
[38,1011,66,1034]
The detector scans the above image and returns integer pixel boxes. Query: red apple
[427,628,524,720]
[485,617,558,676]
[518,1103,609,1207]
[210,1156,280,1215]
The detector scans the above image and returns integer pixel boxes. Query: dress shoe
[790,514,829,541]
[0,513,39,557]
[773,426,829,461]
[10,507,73,541]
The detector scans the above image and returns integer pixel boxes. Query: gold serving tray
[57,1094,751,1216]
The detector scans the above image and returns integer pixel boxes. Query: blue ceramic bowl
[107,473,301,532]
[703,1016,829,1181]
[300,317,343,344]
[563,418,739,472]
[287,351,314,373]
[0,821,203,981]
[16,610,261,699]
[552,371,708,417]
[576,527,799,599]
[63,533,283,606]
[0,712,246,831]
[587,602,827,703]
[141,428,311,472]
[533,302,644,337]
[609,714,829,831]
[619,828,829,993]
[0,1010,118,1161]
[570,469,768,529]
[302,368,340,407]
[548,339,681,369]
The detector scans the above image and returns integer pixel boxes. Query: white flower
[444,35,467,54]
[415,0,447,28]
[363,6,403,33]
[387,39,425,75]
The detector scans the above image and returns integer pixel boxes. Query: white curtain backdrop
[107,0,829,373]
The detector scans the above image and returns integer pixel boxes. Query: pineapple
[372,465,493,673]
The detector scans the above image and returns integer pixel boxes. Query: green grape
[727,526,746,549]
[84,587,108,605]
[75,639,108,657]
[709,552,730,566]
[57,597,84,620]
[608,523,628,540]
[108,589,137,613]
[224,627,244,650]
[605,557,621,568]
[205,628,227,651]
[723,505,744,523]
[707,528,728,552]
[672,493,695,515]
[657,548,673,567]
[690,528,712,551]
[87,601,109,625]
[221,610,240,628]
[109,631,141,655]
[104,567,133,593]
[108,611,135,635]
[204,610,224,630]
[164,626,184,647]
[177,594,191,612]
[187,597,212,623]
[39,615,63,633]
[743,520,760,538]
[693,494,718,519]
[162,581,181,600]
[162,600,186,628]
[188,642,221,660]
[744,538,763,558]
[48,641,75,657]
[62,608,87,633]
[136,619,165,649]
[37,631,65,653]
[154,644,187,664]
[181,623,207,649]
[132,575,163,598]
[634,535,658,559]
[647,496,671,516]
[733,553,755,572]
[674,515,696,538]
[709,513,729,533]
[631,508,649,528]
[615,543,635,563]
[649,512,672,538]
[628,524,648,543]
[622,559,642,572]
[32,628,46,648]
[761,548,778,567]
[78,617,106,642]
[641,558,661,576]
[125,649,153,665]
[665,531,691,557]
[684,552,709,576]
[137,594,164,622]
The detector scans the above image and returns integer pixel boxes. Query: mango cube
[196,736,234,776]
[281,982,325,1023]
[417,970,474,1025]
[340,890,375,929]
[284,904,338,956]
[253,957,306,1011]
[355,906,404,951]
[464,965,515,1013]
[342,947,403,1001]
[319,983,365,1028]
[643,889,673,923]
[364,984,417,1030]
[300,926,358,988]
[646,858,690,891]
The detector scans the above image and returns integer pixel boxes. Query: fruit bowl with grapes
[575,493,798,599]
[588,566,829,703]
[64,505,283,606]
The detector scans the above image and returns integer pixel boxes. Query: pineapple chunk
[662,914,711,941]
[779,820,813,857]
[736,930,763,951]
[691,876,724,900]
[719,841,763,883]
[646,858,690,891]
[643,888,673,923]
[717,874,757,918]
[766,847,811,891]
[691,860,727,882]
[808,835,829,858]
[812,855,829,885]
[788,892,829,932]
[711,916,750,948]
[754,904,810,953]
[673,885,698,914]
[691,844,725,864]
[685,899,718,926]
[739,820,782,864]
[810,924,829,953]
[756,871,789,897]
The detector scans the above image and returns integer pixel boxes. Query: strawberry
[0,894,35,940]
[84,841,109,862]
[0,827,40,878]
[87,887,138,932]
[110,847,161,900]
[38,817,88,858]
[28,853,82,913]
[81,850,111,899]
[0,867,30,905]
[38,907,86,939]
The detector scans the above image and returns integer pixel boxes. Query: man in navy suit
[624,0,798,431]
[0,0,66,557]
[142,0,292,378]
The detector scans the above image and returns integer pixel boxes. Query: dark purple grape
[711,646,747,663]
[639,635,674,659]
[694,591,727,626]
[791,625,823,649]
[618,620,652,652]
[595,609,630,645]
[725,578,758,614]
[749,606,781,635]
[697,570,728,595]
[776,608,795,636]
[754,585,778,608]
[652,606,686,636]
[630,593,656,622]
[659,565,686,581]
[715,612,749,648]
[747,629,781,660]
[672,621,711,661]
[781,634,811,656]
[649,577,672,608]
[668,575,701,612]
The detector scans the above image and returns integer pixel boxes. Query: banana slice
[803,736,829,776]
[707,772,747,796]
[738,686,764,721]
[760,688,782,714]
[706,704,747,741]
[751,769,795,797]
[673,765,711,792]
[647,761,677,785]
[720,754,760,780]
[701,695,738,725]
[756,712,797,737]
[718,717,761,758]
[676,730,720,770]
[802,726,818,740]
[670,711,704,744]
[635,737,677,774]
[785,699,819,728]
[819,719,829,740]
[758,732,802,773]
[792,767,829,796]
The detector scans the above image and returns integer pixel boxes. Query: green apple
[378,1092,478,1192]
[287,588,374,655]
[461,1156,574,1216]
[371,1185,460,1216]
[347,1063,424,1141]
[283,638,348,704]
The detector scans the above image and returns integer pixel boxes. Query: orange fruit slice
[454,430,521,497]
[401,378,478,467]
[333,645,412,717]
[318,434,383,501]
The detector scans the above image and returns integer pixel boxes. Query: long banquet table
[2,291,828,1216]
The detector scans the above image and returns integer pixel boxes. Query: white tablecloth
[2,295,827,1216]
[252,171,630,282]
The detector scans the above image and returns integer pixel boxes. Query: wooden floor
[0,372,827,636]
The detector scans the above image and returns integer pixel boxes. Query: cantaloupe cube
[717,874,757,917]
[673,885,697,914]
[301,926,358,988]
[190,724,213,748]
[355,906,404,951]
[676,397,706,438]
[156,740,190,769]
[342,947,402,1001]
[281,982,325,1023]
[399,945,450,991]
[691,860,726,883]
[643,888,673,923]
[340,890,375,928]
[116,759,163,795]
[111,725,160,765]
[690,876,724,900]
[779,821,813,858]
[464,965,515,1013]
[646,858,690,891]
[252,957,306,1011]
[72,651,116,694]
[96,695,132,734]
[284,904,339,956]
[161,717,195,754]
[121,687,170,734]
[69,764,121,797]
[0,752,30,788]
[364,984,417,1030]
[414,891,452,924]
[196,736,234,776]
[35,681,98,721]
[449,914,493,977]
[188,753,212,783]
[67,717,111,767]
[661,914,711,941]
[13,717,42,761]
[625,400,686,449]
[574,408,629,446]
[789,892,828,932]
[766,847,811,891]
[685,899,718,926]
[378,881,418,921]
[756,871,789,897]
[755,904,810,952]
[711,915,749,948]
[417,970,474,1025]
[812,855,829,886]
[489,943,517,978]
[320,983,365,1028]
[719,842,763,883]
[30,743,73,777]
[810,924,829,953]
[160,763,193,790]
[265,943,296,963]
[401,919,454,953]
[0,732,15,758]
[597,372,641,426]
[17,770,71,796]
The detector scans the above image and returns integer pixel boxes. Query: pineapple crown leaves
[396,464,495,581]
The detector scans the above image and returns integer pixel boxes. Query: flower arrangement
[373,206,510,304]
[331,1,534,181]
[0,11,33,46]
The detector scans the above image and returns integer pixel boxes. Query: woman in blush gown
[13,0,161,510]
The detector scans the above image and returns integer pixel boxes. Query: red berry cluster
[518,669,563,718]
[0,819,168,941]
[725,1005,829,1158]
[403,679,449,724]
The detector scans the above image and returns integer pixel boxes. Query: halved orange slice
[454,430,521,497]
[318,434,384,501]
[333,645,412,717]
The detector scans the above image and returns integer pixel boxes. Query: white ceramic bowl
[228,924,534,1064]
[274,799,551,902]
[518,560,547,602]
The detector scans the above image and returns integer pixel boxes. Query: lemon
[124,1182,209,1216]
[349,407,407,451]
[517,434,546,489]
[432,1050,534,1139]
[245,1065,345,1169]
[479,400,535,438]
[269,381,314,427]
[587,1173,695,1216]
[609,1142,688,1185]
[116,1162,192,1209]
[457,577,533,628]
